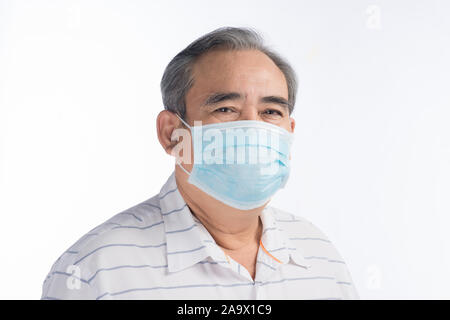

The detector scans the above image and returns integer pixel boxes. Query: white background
[1,0,449,299]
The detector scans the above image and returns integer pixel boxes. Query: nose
[239,106,260,121]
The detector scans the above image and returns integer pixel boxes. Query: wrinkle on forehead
[187,49,289,105]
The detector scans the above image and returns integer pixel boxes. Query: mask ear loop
[176,113,191,129]
[177,161,191,176]
[175,114,192,176]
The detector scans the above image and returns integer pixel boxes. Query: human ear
[290,117,296,133]
[156,110,180,156]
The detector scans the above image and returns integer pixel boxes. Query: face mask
[175,114,293,210]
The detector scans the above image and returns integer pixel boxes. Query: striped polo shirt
[41,172,359,300]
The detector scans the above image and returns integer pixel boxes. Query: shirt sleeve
[308,221,360,300]
[41,257,98,300]
[334,260,360,300]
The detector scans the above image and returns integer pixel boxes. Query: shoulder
[63,195,165,266]
[41,195,164,300]
[268,206,332,244]
[268,206,360,299]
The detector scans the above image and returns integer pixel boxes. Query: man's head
[158,26,298,144]
[160,27,297,124]
[157,27,297,215]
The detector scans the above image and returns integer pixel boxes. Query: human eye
[263,108,283,117]
[214,107,235,113]
[211,106,240,121]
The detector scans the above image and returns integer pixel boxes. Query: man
[42,27,358,300]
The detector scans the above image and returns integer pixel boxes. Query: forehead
[187,49,288,103]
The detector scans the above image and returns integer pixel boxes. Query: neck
[175,168,264,252]
[195,207,263,252]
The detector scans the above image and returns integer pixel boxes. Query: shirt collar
[158,172,311,274]
[259,206,312,269]
[159,172,225,273]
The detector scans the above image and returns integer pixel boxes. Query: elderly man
[42,27,358,300]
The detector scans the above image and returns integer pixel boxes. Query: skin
[156,49,295,280]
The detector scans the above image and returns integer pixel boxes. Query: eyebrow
[260,95,291,110]
[202,92,242,107]
[202,92,290,110]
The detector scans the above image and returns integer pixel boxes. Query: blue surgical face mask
[176,114,293,210]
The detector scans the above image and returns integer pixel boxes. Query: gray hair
[160,27,298,119]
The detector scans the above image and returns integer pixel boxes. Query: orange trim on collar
[259,239,282,264]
